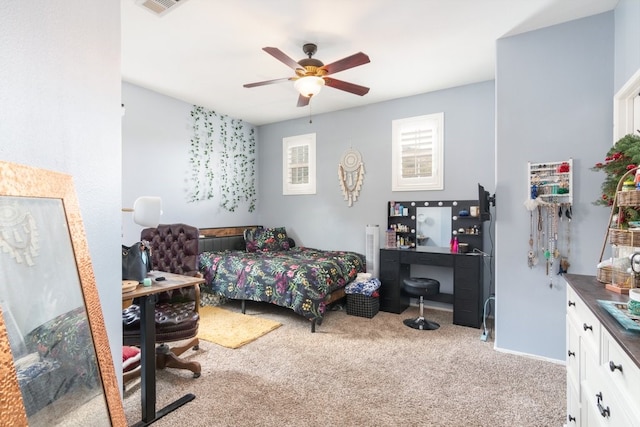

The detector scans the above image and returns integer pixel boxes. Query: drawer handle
[596,392,611,418]
[568,300,576,307]
[568,415,576,423]
[583,323,593,331]
[609,361,623,373]
[598,402,611,418]
[567,350,575,358]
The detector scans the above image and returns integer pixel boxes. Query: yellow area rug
[197,306,282,349]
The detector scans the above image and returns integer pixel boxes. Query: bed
[196,226,366,332]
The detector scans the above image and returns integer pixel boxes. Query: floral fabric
[345,278,381,297]
[25,306,99,388]
[199,247,365,321]
[245,227,290,253]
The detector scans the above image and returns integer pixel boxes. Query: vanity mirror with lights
[382,200,485,327]
[387,200,483,252]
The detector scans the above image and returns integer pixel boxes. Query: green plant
[188,106,256,212]
[591,134,640,225]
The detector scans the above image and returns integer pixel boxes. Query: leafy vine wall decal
[188,105,256,212]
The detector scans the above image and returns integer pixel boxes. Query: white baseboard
[492,344,565,366]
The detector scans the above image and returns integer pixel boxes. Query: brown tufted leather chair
[122,224,202,384]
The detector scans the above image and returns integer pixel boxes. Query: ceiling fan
[243,43,370,107]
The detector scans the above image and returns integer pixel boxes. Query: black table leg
[132,292,196,427]
[140,293,157,423]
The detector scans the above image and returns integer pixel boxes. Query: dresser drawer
[566,379,581,426]
[566,314,581,386]
[567,287,600,354]
[583,369,635,427]
[601,328,640,412]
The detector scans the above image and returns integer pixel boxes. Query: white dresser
[565,274,640,426]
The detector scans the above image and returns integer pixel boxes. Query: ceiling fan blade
[297,94,310,107]
[243,77,292,88]
[321,52,370,75]
[263,47,303,71]
[324,77,370,96]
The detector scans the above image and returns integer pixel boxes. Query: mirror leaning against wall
[0,161,125,427]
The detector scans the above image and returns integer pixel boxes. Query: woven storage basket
[596,265,612,284]
[609,228,640,246]
[617,190,640,206]
[346,293,379,318]
[610,267,640,289]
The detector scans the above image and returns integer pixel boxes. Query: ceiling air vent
[135,0,188,17]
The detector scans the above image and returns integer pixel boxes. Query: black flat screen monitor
[478,183,492,222]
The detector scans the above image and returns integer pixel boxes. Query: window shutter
[282,133,316,195]
[288,144,309,185]
[400,127,433,179]
[392,113,444,191]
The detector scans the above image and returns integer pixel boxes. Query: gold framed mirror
[0,161,125,426]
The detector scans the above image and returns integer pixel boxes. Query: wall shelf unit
[527,159,573,204]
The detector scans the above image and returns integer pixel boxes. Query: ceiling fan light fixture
[294,76,325,98]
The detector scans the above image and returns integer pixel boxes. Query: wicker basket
[609,228,640,246]
[610,268,640,289]
[596,265,612,284]
[617,190,640,206]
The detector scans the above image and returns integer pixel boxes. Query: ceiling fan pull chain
[309,102,313,124]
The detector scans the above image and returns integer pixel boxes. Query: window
[283,133,316,195]
[614,68,640,140]
[392,113,444,191]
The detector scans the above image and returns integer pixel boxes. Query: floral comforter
[199,247,365,322]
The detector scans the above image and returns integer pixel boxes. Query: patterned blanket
[199,247,365,322]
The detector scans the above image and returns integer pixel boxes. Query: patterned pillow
[243,227,259,246]
[246,227,290,252]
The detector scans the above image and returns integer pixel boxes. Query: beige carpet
[123,302,566,426]
[197,305,282,349]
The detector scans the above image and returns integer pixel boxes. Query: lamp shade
[127,196,162,227]
[294,76,325,98]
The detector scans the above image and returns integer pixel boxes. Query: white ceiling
[121,0,618,126]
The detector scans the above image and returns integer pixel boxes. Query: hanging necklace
[528,210,535,268]
[536,205,543,266]
[559,204,571,275]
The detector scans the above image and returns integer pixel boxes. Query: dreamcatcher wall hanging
[338,148,365,207]
[0,200,39,266]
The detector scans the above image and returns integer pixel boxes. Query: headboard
[140,223,200,277]
[198,225,261,253]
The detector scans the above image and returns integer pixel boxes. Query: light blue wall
[614,0,640,91]
[495,12,614,360]
[0,2,123,384]
[121,83,259,243]
[257,82,496,254]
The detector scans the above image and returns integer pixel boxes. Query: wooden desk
[122,271,205,426]
[379,247,484,328]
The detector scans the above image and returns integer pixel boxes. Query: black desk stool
[402,278,440,330]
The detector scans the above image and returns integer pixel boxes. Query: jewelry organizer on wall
[525,160,573,287]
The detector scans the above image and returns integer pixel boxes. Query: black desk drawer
[400,251,453,267]
[380,250,400,263]
[379,296,409,314]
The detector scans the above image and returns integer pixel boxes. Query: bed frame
[197,225,347,332]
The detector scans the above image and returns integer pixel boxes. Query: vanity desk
[379,247,484,328]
